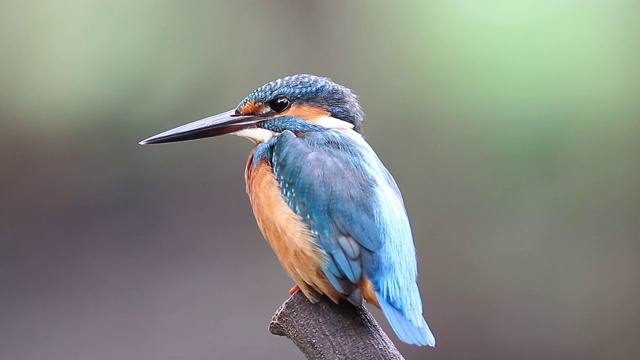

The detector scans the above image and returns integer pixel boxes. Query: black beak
[139,110,261,145]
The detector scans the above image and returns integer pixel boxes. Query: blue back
[252,116,435,346]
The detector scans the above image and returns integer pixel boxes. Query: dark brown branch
[269,291,405,360]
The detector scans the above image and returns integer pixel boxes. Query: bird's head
[140,74,364,145]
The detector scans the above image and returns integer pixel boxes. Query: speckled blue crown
[238,74,365,133]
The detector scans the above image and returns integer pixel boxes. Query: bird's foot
[289,284,300,295]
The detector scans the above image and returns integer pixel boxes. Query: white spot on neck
[312,115,355,131]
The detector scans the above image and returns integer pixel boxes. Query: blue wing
[255,127,435,346]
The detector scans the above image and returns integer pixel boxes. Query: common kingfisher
[140,74,436,346]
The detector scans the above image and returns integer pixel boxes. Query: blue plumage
[253,116,436,346]
[140,74,436,347]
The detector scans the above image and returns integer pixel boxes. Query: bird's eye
[268,96,291,113]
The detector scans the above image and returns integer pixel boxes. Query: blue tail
[378,295,436,347]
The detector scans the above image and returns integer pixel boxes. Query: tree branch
[269,291,405,360]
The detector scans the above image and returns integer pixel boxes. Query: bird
[139,74,436,346]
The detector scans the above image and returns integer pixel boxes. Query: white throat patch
[233,128,277,144]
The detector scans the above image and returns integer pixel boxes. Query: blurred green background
[1,1,639,359]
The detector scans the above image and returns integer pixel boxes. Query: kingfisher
[139,74,436,346]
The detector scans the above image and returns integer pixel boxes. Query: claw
[289,284,300,295]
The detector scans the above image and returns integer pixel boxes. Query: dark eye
[268,96,291,113]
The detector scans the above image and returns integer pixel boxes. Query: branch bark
[269,291,405,360]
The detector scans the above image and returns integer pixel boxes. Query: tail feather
[378,295,436,347]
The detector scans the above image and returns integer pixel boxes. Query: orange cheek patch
[280,104,330,121]
[239,100,264,115]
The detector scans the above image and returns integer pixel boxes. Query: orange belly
[245,149,379,307]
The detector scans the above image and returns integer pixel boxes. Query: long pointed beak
[139,110,261,145]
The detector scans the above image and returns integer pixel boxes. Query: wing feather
[259,127,435,345]
[270,130,384,298]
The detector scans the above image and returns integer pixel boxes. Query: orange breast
[245,149,341,303]
[244,148,379,307]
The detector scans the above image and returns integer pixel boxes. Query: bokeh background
[1,1,639,359]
